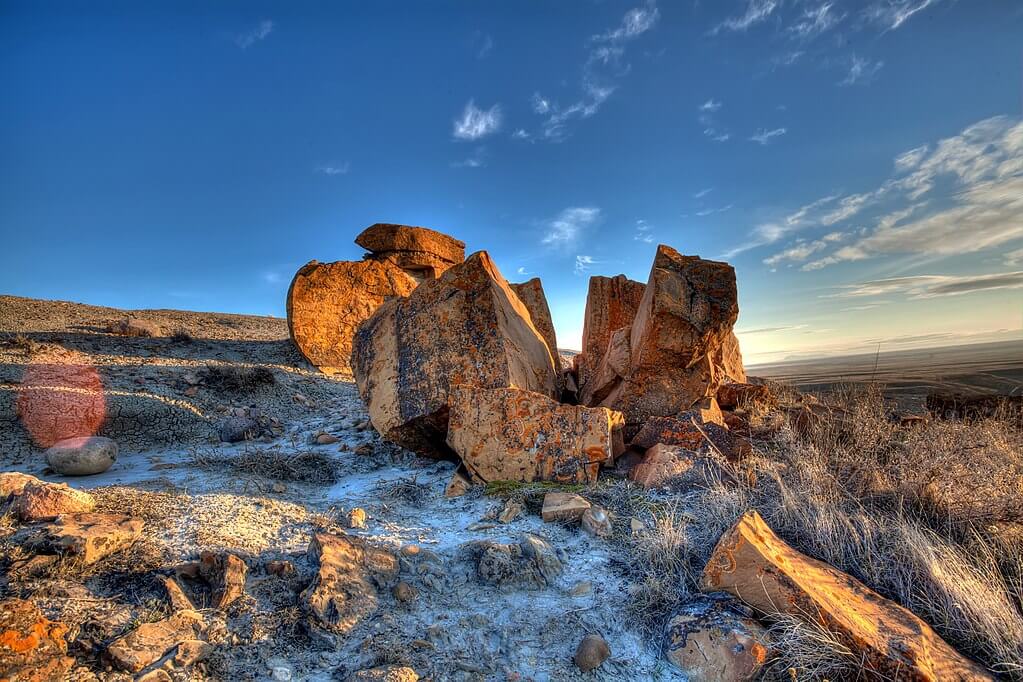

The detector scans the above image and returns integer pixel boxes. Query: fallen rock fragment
[32,513,143,564]
[199,551,248,609]
[631,414,739,461]
[160,575,195,611]
[352,251,558,458]
[301,532,399,635]
[287,259,418,375]
[472,533,564,589]
[700,510,994,681]
[44,435,118,475]
[716,382,772,411]
[629,443,732,490]
[581,506,612,537]
[347,665,420,682]
[447,386,625,484]
[444,469,472,498]
[346,507,367,529]
[541,492,591,523]
[664,593,771,681]
[0,598,74,682]
[574,633,611,673]
[106,609,206,673]
[497,499,522,524]
[11,480,95,521]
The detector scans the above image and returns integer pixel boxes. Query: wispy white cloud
[696,204,734,217]
[700,99,722,112]
[451,146,487,168]
[699,100,730,142]
[763,232,845,267]
[865,0,942,31]
[315,161,350,176]
[713,0,780,33]
[828,271,1023,300]
[542,207,602,248]
[788,2,845,39]
[693,187,714,199]
[839,54,883,85]
[750,127,787,144]
[471,31,494,59]
[516,266,530,276]
[235,20,274,49]
[574,254,602,275]
[453,100,502,140]
[633,219,654,243]
[593,1,660,43]
[1006,247,1023,266]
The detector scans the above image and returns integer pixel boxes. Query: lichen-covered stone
[287,259,417,376]
[700,510,994,682]
[664,593,771,681]
[352,251,558,458]
[447,387,624,484]
[32,513,143,564]
[0,598,73,682]
[578,274,645,393]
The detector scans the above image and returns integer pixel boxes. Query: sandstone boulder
[355,223,466,272]
[12,480,95,521]
[301,532,399,635]
[45,435,118,475]
[287,259,417,375]
[510,278,559,361]
[595,246,740,436]
[352,252,558,458]
[447,387,624,484]
[0,471,38,498]
[0,598,73,682]
[578,274,645,392]
[700,510,993,681]
[32,513,143,564]
[106,610,206,673]
[664,593,771,681]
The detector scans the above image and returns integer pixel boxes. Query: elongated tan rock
[286,259,417,375]
[355,223,466,266]
[578,275,645,392]
[352,252,558,458]
[700,511,994,682]
[106,610,205,673]
[447,387,624,484]
[33,513,143,564]
[511,278,559,362]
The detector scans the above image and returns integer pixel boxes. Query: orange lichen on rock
[0,598,73,682]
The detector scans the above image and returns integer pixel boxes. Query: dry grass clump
[201,364,276,392]
[1,333,38,353]
[373,475,432,505]
[618,384,1023,677]
[169,328,195,344]
[191,445,341,484]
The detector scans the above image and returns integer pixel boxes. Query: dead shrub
[169,329,195,344]
[190,445,340,484]
[201,364,276,393]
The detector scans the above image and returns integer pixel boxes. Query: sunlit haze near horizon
[2,1,1021,364]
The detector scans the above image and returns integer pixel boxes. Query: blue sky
[2,1,1021,363]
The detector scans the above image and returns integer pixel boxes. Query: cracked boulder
[287,259,418,375]
[664,593,771,682]
[470,533,564,590]
[577,274,646,394]
[352,251,558,458]
[31,513,143,564]
[301,532,399,635]
[700,510,993,681]
[447,387,624,484]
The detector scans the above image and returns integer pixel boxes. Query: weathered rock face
[578,275,645,392]
[471,533,564,590]
[11,480,95,521]
[199,551,248,609]
[0,598,73,682]
[301,532,399,635]
[715,332,747,384]
[510,278,559,362]
[106,610,206,673]
[352,251,558,458]
[664,594,771,682]
[700,511,993,681]
[716,382,771,410]
[447,387,624,484]
[578,326,631,407]
[32,513,143,564]
[597,246,741,435]
[355,223,466,280]
[45,435,118,475]
[287,259,417,376]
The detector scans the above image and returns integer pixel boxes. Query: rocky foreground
[2,225,1021,681]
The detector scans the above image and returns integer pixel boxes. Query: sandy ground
[0,296,679,681]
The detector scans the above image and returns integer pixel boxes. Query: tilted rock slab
[301,532,399,635]
[106,609,206,673]
[577,274,645,393]
[287,259,417,375]
[355,223,466,280]
[510,278,559,362]
[447,387,624,484]
[32,513,143,565]
[700,510,993,681]
[352,251,558,458]
[597,245,741,435]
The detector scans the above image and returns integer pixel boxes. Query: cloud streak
[453,100,502,140]
[542,207,601,249]
[829,271,1023,300]
[236,20,274,49]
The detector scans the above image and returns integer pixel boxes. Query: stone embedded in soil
[574,633,611,672]
[700,510,994,682]
[577,274,646,395]
[0,598,74,682]
[287,258,418,375]
[447,386,625,484]
[11,479,95,521]
[472,533,564,589]
[301,532,399,635]
[541,492,591,523]
[44,435,118,476]
[352,251,558,459]
[664,593,771,682]
[347,664,420,682]
[105,609,206,673]
[217,415,262,443]
[346,507,368,529]
[32,513,143,565]
[444,469,472,498]
[581,505,612,537]
[199,551,248,609]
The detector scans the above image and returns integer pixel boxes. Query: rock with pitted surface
[577,274,646,393]
[352,251,558,458]
[471,533,564,590]
[510,278,559,362]
[700,510,994,682]
[596,246,741,436]
[716,382,772,410]
[31,513,143,564]
[0,471,38,499]
[715,332,747,383]
[356,223,466,280]
[287,259,417,376]
[664,593,771,681]
[0,598,73,682]
[301,532,399,635]
[45,435,118,475]
[447,387,624,484]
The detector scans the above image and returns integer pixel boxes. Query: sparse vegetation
[170,328,195,344]
[373,475,432,505]
[201,364,276,392]
[190,444,340,484]
[1,333,38,353]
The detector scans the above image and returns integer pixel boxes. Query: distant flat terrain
[749,340,1023,405]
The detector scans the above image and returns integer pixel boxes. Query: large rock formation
[356,223,466,280]
[286,259,417,375]
[701,510,993,681]
[352,252,558,458]
[510,278,559,363]
[590,245,741,435]
[446,387,624,484]
[577,275,645,392]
